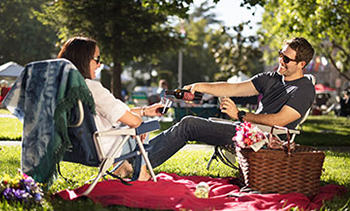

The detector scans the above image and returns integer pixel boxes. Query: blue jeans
[147,116,237,168]
[120,135,149,165]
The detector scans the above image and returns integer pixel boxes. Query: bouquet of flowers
[0,170,44,204]
[232,121,268,151]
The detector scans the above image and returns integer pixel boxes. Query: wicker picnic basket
[237,125,325,196]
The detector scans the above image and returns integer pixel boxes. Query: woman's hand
[144,103,164,116]
[140,133,148,143]
[220,97,239,119]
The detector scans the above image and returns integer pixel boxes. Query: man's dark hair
[285,37,314,67]
[57,37,97,79]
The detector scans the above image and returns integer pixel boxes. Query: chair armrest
[68,100,84,127]
[135,119,160,135]
[93,119,160,162]
[251,123,300,135]
[208,117,300,135]
[95,119,160,137]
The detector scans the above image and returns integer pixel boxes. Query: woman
[57,36,163,181]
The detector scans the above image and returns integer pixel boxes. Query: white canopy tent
[0,61,24,80]
[227,71,250,83]
[94,63,133,82]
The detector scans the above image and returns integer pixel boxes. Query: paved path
[2,142,349,152]
[0,113,16,118]
[0,141,21,146]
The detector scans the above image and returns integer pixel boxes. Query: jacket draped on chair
[3,59,95,186]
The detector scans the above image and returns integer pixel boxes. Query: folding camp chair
[206,74,316,170]
[2,58,159,195]
[65,101,159,195]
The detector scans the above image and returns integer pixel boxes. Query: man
[138,37,315,179]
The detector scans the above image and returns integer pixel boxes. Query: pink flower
[232,121,268,148]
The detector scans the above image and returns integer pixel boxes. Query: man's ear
[298,61,307,69]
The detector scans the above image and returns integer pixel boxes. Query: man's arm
[243,105,301,127]
[220,97,301,127]
[183,80,259,97]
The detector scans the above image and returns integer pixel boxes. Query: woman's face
[89,46,101,79]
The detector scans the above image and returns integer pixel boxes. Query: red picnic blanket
[55,172,346,210]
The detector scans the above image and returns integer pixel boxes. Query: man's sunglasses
[278,50,297,64]
[92,55,101,64]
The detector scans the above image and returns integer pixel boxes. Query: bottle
[194,181,209,198]
[165,89,203,101]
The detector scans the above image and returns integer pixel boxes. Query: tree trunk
[111,62,123,100]
[325,52,350,81]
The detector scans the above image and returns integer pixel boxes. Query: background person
[157,79,168,99]
[0,80,10,108]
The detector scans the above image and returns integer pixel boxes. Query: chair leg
[82,157,115,195]
[135,136,157,182]
[206,146,219,170]
[136,136,157,182]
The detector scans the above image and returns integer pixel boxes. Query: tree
[125,1,223,89]
[260,0,350,81]
[145,1,264,89]
[210,22,264,80]
[157,1,223,87]
[0,0,57,65]
[38,0,193,100]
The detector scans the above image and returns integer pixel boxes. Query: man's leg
[147,115,237,168]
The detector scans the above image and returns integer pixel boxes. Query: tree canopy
[0,0,57,65]
[260,0,350,80]
[38,0,193,99]
[148,1,264,89]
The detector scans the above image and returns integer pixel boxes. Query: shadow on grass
[297,132,350,146]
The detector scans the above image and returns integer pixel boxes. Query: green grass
[1,109,350,210]
[0,146,349,210]
[297,115,350,146]
[0,110,22,140]
[2,109,350,147]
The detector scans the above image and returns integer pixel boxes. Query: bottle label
[183,92,194,101]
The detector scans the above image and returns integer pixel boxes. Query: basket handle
[269,125,291,156]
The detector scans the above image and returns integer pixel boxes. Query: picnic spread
[55,172,346,211]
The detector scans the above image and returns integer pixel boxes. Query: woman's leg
[147,115,237,168]
[113,137,148,179]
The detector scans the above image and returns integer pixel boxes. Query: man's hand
[183,83,204,94]
[220,97,239,119]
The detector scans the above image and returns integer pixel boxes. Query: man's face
[277,45,299,78]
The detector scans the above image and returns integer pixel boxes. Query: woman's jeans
[147,115,237,168]
[120,135,149,165]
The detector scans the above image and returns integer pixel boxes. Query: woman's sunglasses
[92,55,101,64]
[278,50,297,64]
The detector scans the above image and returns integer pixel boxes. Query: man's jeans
[147,115,238,168]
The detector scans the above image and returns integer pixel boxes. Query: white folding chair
[206,74,316,170]
[67,101,159,195]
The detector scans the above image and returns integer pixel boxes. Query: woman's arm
[118,110,143,128]
[131,103,164,117]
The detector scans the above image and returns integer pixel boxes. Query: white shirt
[85,79,130,158]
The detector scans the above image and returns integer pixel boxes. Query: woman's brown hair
[57,37,97,79]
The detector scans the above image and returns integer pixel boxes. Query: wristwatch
[237,110,246,122]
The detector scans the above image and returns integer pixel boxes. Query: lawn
[0,109,349,210]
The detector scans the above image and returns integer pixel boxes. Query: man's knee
[178,115,205,128]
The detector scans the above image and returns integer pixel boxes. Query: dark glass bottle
[165,89,203,101]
